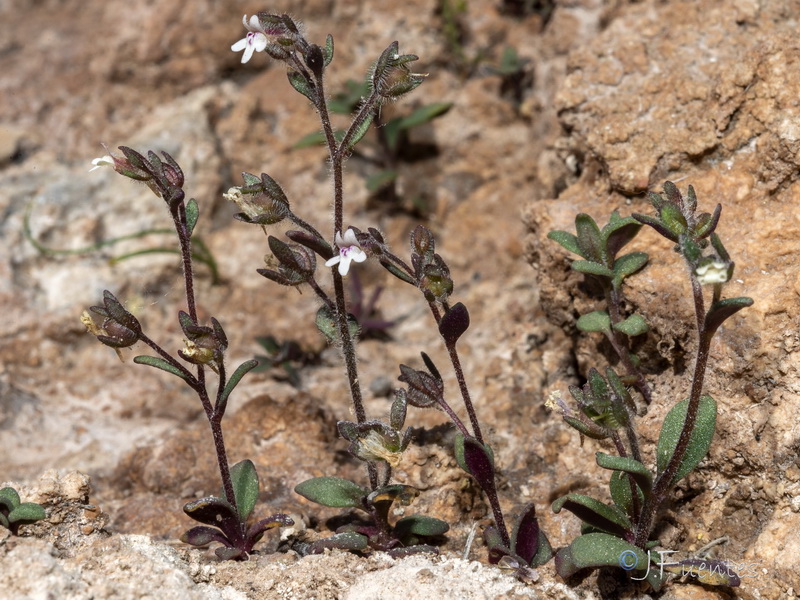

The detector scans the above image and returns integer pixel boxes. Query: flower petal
[338,256,352,276]
[252,33,268,53]
[341,228,359,247]
[351,249,367,263]
[241,43,255,64]
[231,38,248,52]
[247,14,261,31]
[325,256,341,268]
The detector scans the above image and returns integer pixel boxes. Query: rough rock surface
[1,0,796,598]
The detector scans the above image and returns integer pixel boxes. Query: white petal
[241,43,255,64]
[252,33,268,52]
[341,228,359,246]
[351,248,367,263]
[89,155,113,172]
[247,14,261,31]
[241,14,249,28]
[231,38,248,52]
[334,231,345,247]
[325,256,341,267]
[338,256,352,276]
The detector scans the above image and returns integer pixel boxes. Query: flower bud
[227,172,291,225]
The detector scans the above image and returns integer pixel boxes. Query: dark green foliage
[0,487,46,535]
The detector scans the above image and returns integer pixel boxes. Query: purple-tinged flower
[325,228,367,276]
[231,15,268,64]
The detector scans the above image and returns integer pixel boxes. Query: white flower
[325,228,367,276]
[89,155,114,172]
[695,260,730,285]
[231,15,268,64]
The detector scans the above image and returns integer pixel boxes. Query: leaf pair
[548,211,648,291]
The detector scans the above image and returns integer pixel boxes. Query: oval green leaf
[229,459,259,522]
[656,395,717,484]
[552,494,632,537]
[294,477,367,508]
[613,314,649,337]
[576,311,611,333]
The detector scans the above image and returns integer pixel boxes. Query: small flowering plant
[83,146,292,560]
[221,12,551,569]
[547,182,752,589]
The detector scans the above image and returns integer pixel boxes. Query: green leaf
[346,113,374,150]
[554,532,662,590]
[609,470,644,517]
[133,355,194,384]
[8,502,46,525]
[563,416,610,440]
[287,70,317,103]
[315,305,360,343]
[0,487,21,510]
[571,260,614,279]
[294,477,367,508]
[601,213,642,261]
[613,314,649,337]
[323,34,334,67]
[365,169,398,192]
[656,395,717,484]
[185,198,199,238]
[704,297,753,337]
[218,359,258,415]
[380,259,417,285]
[229,460,259,522]
[612,251,648,285]
[394,515,449,538]
[308,531,368,553]
[576,311,611,333]
[552,494,631,537]
[547,230,583,258]
[398,102,453,130]
[575,214,604,263]
[660,203,688,237]
[390,390,408,430]
[293,131,327,149]
[595,453,652,496]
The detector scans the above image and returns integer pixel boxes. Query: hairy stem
[634,274,709,547]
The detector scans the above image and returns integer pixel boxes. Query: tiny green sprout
[0,486,46,535]
[548,182,752,590]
